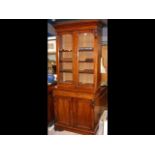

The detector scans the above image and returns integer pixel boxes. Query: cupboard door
[73,98,94,130]
[54,96,71,126]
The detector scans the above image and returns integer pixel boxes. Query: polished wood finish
[53,20,107,134]
[54,96,71,126]
[53,86,107,134]
[73,98,93,130]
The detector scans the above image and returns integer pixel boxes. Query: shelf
[59,49,73,52]
[79,59,94,63]
[60,60,72,62]
[79,50,93,52]
[79,69,94,74]
[60,61,72,63]
[60,58,72,62]
[79,47,94,51]
[60,69,73,73]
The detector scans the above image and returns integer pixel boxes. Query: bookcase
[53,20,107,134]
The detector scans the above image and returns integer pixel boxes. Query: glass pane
[79,73,94,86]
[78,32,94,85]
[61,34,72,51]
[79,32,94,50]
[59,34,73,83]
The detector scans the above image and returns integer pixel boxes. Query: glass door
[59,33,73,83]
[77,32,94,86]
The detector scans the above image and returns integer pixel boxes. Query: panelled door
[54,96,72,126]
[72,98,94,130]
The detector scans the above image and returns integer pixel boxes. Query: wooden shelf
[60,58,72,62]
[79,69,94,74]
[79,47,94,51]
[60,69,73,73]
[60,60,72,62]
[79,50,93,52]
[79,59,94,63]
[59,50,73,52]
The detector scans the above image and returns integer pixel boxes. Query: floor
[48,125,80,135]
[48,110,107,135]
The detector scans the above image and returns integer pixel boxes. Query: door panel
[58,33,74,84]
[55,96,71,126]
[73,98,93,130]
[77,31,95,87]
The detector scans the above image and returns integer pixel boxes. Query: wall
[48,23,56,36]
[102,27,108,44]
[101,26,108,84]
